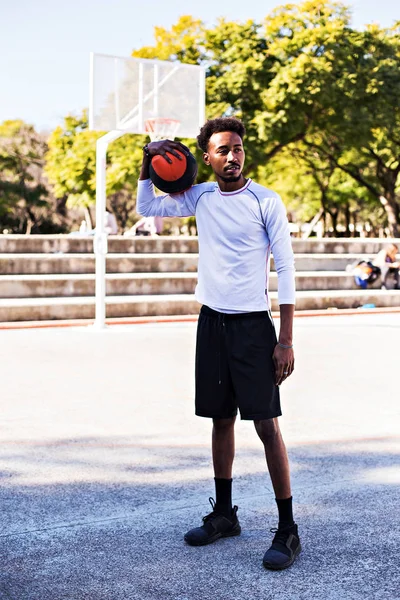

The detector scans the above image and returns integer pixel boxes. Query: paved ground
[0,313,399,600]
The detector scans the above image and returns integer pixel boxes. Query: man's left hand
[273,345,294,386]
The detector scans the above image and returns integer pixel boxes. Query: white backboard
[89,53,206,139]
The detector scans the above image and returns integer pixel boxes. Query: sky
[1,0,398,133]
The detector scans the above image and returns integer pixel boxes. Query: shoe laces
[270,525,293,546]
[202,497,238,523]
[202,497,218,523]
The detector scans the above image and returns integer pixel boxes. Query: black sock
[276,496,294,528]
[214,478,233,516]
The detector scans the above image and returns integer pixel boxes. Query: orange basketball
[149,150,198,194]
[151,151,187,181]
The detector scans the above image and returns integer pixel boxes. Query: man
[137,117,300,570]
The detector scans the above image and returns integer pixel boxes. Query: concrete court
[0,313,399,600]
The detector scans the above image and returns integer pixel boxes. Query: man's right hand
[146,140,191,163]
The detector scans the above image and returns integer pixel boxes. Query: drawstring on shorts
[217,313,225,385]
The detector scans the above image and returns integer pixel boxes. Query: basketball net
[145,117,181,142]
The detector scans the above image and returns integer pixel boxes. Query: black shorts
[195,305,281,421]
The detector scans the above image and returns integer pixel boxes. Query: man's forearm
[139,153,151,180]
[278,304,295,346]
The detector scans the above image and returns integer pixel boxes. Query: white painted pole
[94,137,108,329]
[94,130,124,329]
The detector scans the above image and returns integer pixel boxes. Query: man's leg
[254,417,291,500]
[392,268,400,289]
[213,417,235,478]
[212,416,236,516]
[186,307,241,546]
[381,265,390,288]
[254,417,301,570]
[184,416,241,546]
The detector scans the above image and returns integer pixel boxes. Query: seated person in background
[124,216,163,236]
[351,260,380,289]
[104,210,119,235]
[372,243,400,289]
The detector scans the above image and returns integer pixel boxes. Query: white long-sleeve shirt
[137,178,295,312]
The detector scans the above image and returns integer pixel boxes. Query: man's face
[203,131,245,183]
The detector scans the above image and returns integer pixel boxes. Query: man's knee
[213,416,236,431]
[254,417,280,444]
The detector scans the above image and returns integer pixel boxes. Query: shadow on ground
[0,436,399,600]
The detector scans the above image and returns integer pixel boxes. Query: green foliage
[133,16,274,173]
[16,1,399,236]
[132,16,205,64]
[259,148,321,222]
[259,2,400,234]
[45,112,100,211]
[0,120,50,233]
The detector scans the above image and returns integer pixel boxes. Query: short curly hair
[197,117,246,152]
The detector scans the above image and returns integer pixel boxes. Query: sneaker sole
[184,524,241,547]
[263,543,302,571]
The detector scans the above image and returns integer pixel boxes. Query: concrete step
[293,254,372,271]
[0,272,382,299]
[291,238,399,255]
[0,235,199,254]
[0,235,398,255]
[0,253,199,275]
[0,295,200,322]
[0,273,198,298]
[0,290,399,322]
[294,289,400,311]
[0,253,379,275]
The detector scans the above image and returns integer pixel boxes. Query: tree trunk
[322,210,327,237]
[344,204,351,236]
[56,195,68,217]
[328,210,338,236]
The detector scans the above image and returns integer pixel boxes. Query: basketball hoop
[145,117,181,141]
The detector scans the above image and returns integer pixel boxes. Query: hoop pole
[93,129,124,329]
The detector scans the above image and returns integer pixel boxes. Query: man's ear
[203,152,210,165]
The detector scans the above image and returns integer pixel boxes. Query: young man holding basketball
[137,117,300,570]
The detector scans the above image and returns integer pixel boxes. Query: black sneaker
[263,523,301,570]
[184,498,241,546]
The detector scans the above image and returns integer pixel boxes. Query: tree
[132,15,205,64]
[132,16,283,175]
[259,1,400,235]
[45,112,100,228]
[106,133,148,229]
[0,120,52,233]
[42,4,400,236]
